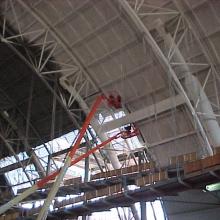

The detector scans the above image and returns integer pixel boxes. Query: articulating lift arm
[0,94,138,217]
[0,95,105,216]
[36,95,114,220]
[0,131,125,215]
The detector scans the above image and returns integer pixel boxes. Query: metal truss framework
[0,0,105,200]
[12,0,137,185]
[116,0,220,156]
[0,0,139,219]
[0,0,219,219]
[0,0,214,183]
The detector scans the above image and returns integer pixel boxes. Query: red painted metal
[37,129,139,188]
[121,128,139,139]
[38,95,105,188]
[37,132,120,188]
[107,94,122,109]
[0,94,140,214]
[69,95,105,158]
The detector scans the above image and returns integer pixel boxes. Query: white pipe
[59,78,121,169]
[156,20,220,148]
[0,185,38,215]
[102,95,184,132]
[31,150,46,178]
[59,78,140,220]
[37,156,72,220]
[91,120,122,169]
[185,75,220,147]
[118,0,212,156]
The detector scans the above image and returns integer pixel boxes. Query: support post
[117,0,213,156]
[82,143,90,220]
[0,129,121,214]
[37,96,104,220]
[140,201,147,220]
[155,20,220,150]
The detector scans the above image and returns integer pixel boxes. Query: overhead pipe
[117,0,213,156]
[60,77,139,220]
[37,95,105,220]
[102,95,184,132]
[0,127,124,215]
[155,20,220,149]
[59,77,122,169]
[59,78,139,220]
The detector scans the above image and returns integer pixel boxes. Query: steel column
[140,202,147,220]
[117,0,213,156]
[37,96,104,220]
[0,130,121,214]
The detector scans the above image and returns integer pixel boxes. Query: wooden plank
[110,184,122,195]
[184,159,202,174]
[90,161,156,180]
[202,153,220,169]
[214,147,220,154]
[97,187,109,197]
[153,171,168,182]
[170,152,197,165]
[136,177,145,186]
[0,212,19,220]
[64,176,82,186]
[85,190,97,200]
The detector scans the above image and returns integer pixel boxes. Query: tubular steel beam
[0,133,33,184]
[0,129,122,215]
[117,0,213,156]
[17,0,99,92]
[0,111,46,178]
[15,0,122,174]
[36,95,105,220]
[0,141,90,174]
[102,95,184,132]
[140,201,147,220]
[0,23,104,178]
